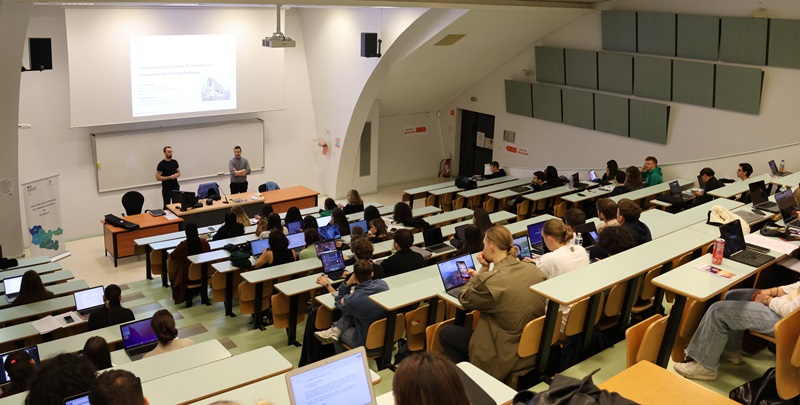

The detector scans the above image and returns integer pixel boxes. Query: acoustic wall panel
[532,83,562,123]
[598,52,633,94]
[719,17,767,65]
[634,56,671,101]
[630,100,669,144]
[602,11,637,53]
[535,47,565,85]
[565,49,598,89]
[677,14,720,61]
[672,60,714,107]
[594,94,628,137]
[768,19,800,69]
[561,89,594,130]
[637,12,676,56]
[714,65,763,114]
[504,80,533,117]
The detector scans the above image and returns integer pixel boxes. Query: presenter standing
[156,146,180,208]
[229,145,251,194]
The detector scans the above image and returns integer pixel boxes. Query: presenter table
[167,191,265,228]
[261,185,319,212]
[102,213,183,267]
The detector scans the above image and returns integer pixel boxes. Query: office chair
[121,191,145,216]
[259,181,280,192]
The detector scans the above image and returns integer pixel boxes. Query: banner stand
[21,175,69,260]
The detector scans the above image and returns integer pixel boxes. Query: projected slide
[130,35,237,117]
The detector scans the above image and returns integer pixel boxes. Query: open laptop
[571,172,591,189]
[250,238,271,256]
[438,254,475,298]
[63,393,90,405]
[769,160,793,177]
[423,227,456,254]
[513,235,531,259]
[588,170,601,183]
[719,220,775,267]
[74,286,105,319]
[454,224,469,242]
[349,219,368,235]
[748,180,779,213]
[510,185,533,194]
[3,275,22,303]
[286,347,376,405]
[0,345,39,385]
[119,318,159,357]
[573,222,599,248]
[527,222,546,255]
[286,221,304,234]
[316,216,331,228]
[696,175,706,189]
[315,240,337,256]
[287,232,306,250]
[669,180,695,201]
[775,189,800,229]
[318,224,341,242]
[319,250,347,280]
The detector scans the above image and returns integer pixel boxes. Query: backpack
[455,176,477,190]
[229,250,252,269]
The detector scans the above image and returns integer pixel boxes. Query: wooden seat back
[483,197,496,213]
[150,250,163,275]
[516,199,531,222]
[625,314,668,368]
[271,292,307,329]
[238,280,272,315]
[425,319,454,354]
[518,311,562,358]
[670,298,706,362]
[210,271,242,303]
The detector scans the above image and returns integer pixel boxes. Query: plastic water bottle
[574,232,583,246]
[780,160,786,173]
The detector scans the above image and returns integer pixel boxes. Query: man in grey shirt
[229,145,251,194]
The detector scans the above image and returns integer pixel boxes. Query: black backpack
[455,176,477,190]
[229,250,252,269]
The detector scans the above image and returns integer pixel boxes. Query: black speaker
[361,33,378,58]
[29,38,52,71]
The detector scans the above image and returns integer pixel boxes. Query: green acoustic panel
[565,49,597,90]
[602,11,637,53]
[561,88,594,130]
[768,19,800,69]
[634,56,671,100]
[535,47,565,85]
[637,12,676,56]
[504,80,533,117]
[714,65,763,114]
[630,99,669,144]
[594,93,628,137]
[720,17,767,65]
[672,60,714,107]
[677,14,720,61]
[532,83,562,123]
[598,52,633,94]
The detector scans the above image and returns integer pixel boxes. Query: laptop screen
[3,276,22,297]
[769,160,779,174]
[320,251,346,275]
[319,225,341,241]
[286,347,375,405]
[513,235,531,259]
[0,345,40,385]
[315,240,337,256]
[119,318,158,351]
[349,220,367,235]
[588,170,597,181]
[573,222,598,248]
[437,254,475,291]
[63,393,90,405]
[454,224,468,241]
[571,172,579,184]
[287,232,306,250]
[286,221,304,235]
[422,227,444,247]
[250,238,270,256]
[719,220,746,257]
[669,180,681,195]
[697,175,706,189]
[527,222,545,246]
[775,189,797,223]
[748,180,769,205]
[74,286,105,312]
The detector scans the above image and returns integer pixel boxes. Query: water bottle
[575,232,582,246]
[780,160,786,173]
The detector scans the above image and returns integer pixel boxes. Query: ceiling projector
[263,33,295,48]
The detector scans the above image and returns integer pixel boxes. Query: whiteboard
[92,119,264,192]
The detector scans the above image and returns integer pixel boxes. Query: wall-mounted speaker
[29,38,53,71]
[361,33,379,58]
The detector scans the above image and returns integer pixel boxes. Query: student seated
[12,270,54,306]
[314,260,389,354]
[483,161,507,179]
[617,198,652,246]
[453,208,492,247]
[231,204,250,228]
[595,198,620,232]
[453,225,484,257]
[438,226,547,388]
[590,225,637,261]
[26,353,97,405]
[392,202,430,229]
[363,205,382,226]
[169,223,210,306]
[602,159,620,184]
[610,166,643,197]
[298,228,321,260]
[88,284,134,331]
[736,163,753,203]
[329,207,351,237]
[253,230,297,269]
[339,189,365,215]
[284,206,303,225]
[319,198,337,217]
[393,352,469,405]
[90,369,149,405]
[564,208,586,237]
[381,229,426,278]
[212,212,245,241]
[0,350,36,398]
[143,309,194,359]
[259,212,286,238]
[367,218,391,243]
[641,156,663,186]
[694,167,724,204]
[674,283,800,381]
[253,203,274,236]
[544,165,564,188]
[82,336,113,370]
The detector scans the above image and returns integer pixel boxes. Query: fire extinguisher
[439,154,452,178]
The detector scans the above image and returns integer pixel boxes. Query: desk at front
[102,213,183,267]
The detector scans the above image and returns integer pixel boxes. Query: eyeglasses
[737,168,744,172]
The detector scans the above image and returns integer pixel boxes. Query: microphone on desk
[217,183,230,204]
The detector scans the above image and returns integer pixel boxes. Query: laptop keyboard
[447,285,465,298]
[427,243,454,253]
[734,210,763,224]
[731,249,774,267]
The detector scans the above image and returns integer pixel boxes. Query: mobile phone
[64,315,75,324]
[456,261,469,278]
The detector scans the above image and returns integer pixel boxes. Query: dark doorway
[459,110,495,177]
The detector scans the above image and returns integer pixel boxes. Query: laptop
[669,180,695,201]
[775,189,800,229]
[513,235,531,259]
[315,240,337,256]
[250,238,271,256]
[316,216,331,228]
[63,393,90,405]
[286,221,304,234]
[588,170,600,183]
[437,254,475,298]
[527,222,546,255]
[571,172,591,189]
[286,347,376,405]
[349,219,368,235]
[510,185,533,194]
[573,222,599,248]
[287,232,306,250]
[719,220,775,267]
[318,224,341,241]
[454,224,469,242]
[696,175,706,189]
[769,160,793,177]
[0,345,40,385]
[3,276,22,303]
[748,180,779,213]
[423,227,456,254]
[74,286,105,319]
[319,250,347,280]
[119,318,159,356]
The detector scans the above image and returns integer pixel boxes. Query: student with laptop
[11,270,53,306]
[641,156,663,186]
[142,309,194,359]
[595,198,620,232]
[617,199,652,246]
[602,159,620,184]
[82,336,113,370]
[339,189,365,215]
[454,225,484,257]
[314,260,389,355]
[693,167,725,204]
[0,350,36,398]
[674,282,800,381]
[737,163,753,181]
[393,352,470,405]
[590,226,637,261]
[380,229,427,278]
[329,208,351,237]
[88,284,135,330]
[392,202,431,230]
[609,166,643,197]
[298,228,321,260]
[89,369,149,405]
[483,161,507,179]
[439,226,547,388]
[26,352,97,405]
[253,230,298,269]
[367,218,391,243]
[212,212,245,241]
[169,223,210,306]
[564,208,587,237]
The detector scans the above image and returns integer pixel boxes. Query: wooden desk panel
[166,192,264,216]
[102,213,182,266]
[260,186,319,212]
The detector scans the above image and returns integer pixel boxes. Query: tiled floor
[33,176,777,400]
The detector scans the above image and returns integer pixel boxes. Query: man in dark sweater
[381,229,426,278]
[483,161,507,179]
[694,167,725,205]
[616,198,652,246]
